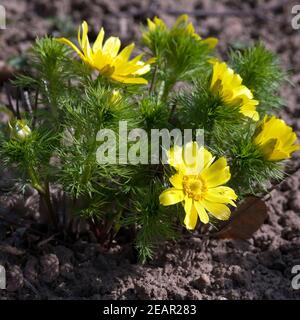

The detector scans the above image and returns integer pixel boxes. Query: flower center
[182,175,207,201]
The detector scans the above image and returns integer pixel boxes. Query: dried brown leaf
[213,196,268,239]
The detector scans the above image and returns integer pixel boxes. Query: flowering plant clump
[0,15,299,262]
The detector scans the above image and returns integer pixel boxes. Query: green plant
[0,16,298,262]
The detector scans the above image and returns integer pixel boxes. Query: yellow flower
[254,116,300,161]
[57,21,152,84]
[171,14,218,48]
[210,60,259,121]
[144,15,218,49]
[159,142,237,230]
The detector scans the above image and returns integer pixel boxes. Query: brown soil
[0,0,300,300]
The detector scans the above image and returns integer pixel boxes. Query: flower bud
[9,120,32,140]
[110,89,121,104]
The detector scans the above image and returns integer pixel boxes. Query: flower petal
[205,186,237,204]
[132,62,151,76]
[201,157,231,187]
[184,196,193,216]
[201,200,231,220]
[80,21,92,58]
[56,38,85,60]
[159,188,184,206]
[202,37,218,49]
[184,204,198,230]
[111,75,148,84]
[93,27,105,52]
[115,43,135,63]
[194,201,209,224]
[169,173,183,189]
[102,37,121,57]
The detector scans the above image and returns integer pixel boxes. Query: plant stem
[162,77,177,101]
[157,81,165,103]
[28,166,44,194]
[43,80,59,122]
[28,166,57,227]
[81,133,98,187]
[149,66,158,95]
[43,180,57,227]
[168,101,177,123]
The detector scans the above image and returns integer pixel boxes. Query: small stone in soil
[6,265,24,292]
[40,253,59,283]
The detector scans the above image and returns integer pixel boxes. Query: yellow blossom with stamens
[159,142,237,230]
[57,21,152,84]
[254,116,300,161]
[210,60,259,121]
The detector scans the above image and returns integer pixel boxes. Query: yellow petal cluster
[159,141,237,230]
[210,60,259,121]
[57,21,152,84]
[144,15,218,49]
[254,116,300,161]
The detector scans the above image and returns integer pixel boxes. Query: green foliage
[0,18,290,261]
[217,124,284,197]
[142,18,215,98]
[176,76,245,142]
[123,181,176,262]
[0,128,59,194]
[139,95,169,130]
[229,43,286,114]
